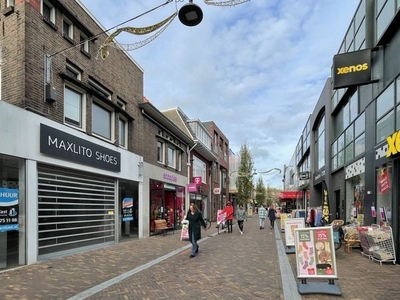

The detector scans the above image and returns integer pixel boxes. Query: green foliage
[236,143,254,206]
[255,177,266,206]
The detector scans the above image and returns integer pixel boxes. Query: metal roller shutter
[38,165,115,258]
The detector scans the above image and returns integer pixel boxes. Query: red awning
[279,191,302,200]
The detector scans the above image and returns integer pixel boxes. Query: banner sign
[332,49,373,89]
[0,188,19,232]
[40,123,121,172]
[122,197,134,222]
[284,218,305,247]
[280,213,291,231]
[180,220,189,241]
[217,210,226,224]
[294,226,337,279]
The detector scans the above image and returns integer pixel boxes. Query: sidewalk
[0,216,400,299]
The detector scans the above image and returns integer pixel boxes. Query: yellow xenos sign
[386,130,400,157]
[332,49,373,89]
[337,63,368,75]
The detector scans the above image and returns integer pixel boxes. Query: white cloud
[79,0,360,187]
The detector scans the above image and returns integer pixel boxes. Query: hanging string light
[98,0,251,58]
[204,0,251,6]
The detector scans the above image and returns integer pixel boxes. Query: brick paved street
[1,216,400,300]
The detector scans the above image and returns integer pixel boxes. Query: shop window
[92,102,114,141]
[345,173,365,224]
[376,164,392,226]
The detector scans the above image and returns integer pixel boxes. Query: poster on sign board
[284,218,305,247]
[294,226,337,279]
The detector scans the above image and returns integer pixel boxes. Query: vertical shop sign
[294,226,337,278]
[321,180,330,224]
[0,188,19,232]
[122,197,134,222]
[378,168,390,194]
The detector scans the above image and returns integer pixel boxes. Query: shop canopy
[278,191,302,200]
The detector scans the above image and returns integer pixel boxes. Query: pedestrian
[236,204,247,234]
[221,200,234,233]
[258,204,267,229]
[268,204,277,229]
[186,203,207,258]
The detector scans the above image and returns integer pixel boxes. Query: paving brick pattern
[0,217,400,300]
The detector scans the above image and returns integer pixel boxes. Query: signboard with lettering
[0,188,19,232]
[40,124,121,172]
[332,49,375,89]
[284,218,305,247]
[294,226,337,279]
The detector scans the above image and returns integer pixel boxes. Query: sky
[78,0,360,188]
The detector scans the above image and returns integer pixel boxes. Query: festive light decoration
[98,0,250,58]
[98,12,177,59]
[204,0,250,6]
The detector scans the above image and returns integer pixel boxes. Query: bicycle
[203,218,212,230]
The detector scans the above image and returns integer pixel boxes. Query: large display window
[149,180,185,235]
[0,154,26,270]
[376,163,392,226]
[345,173,365,224]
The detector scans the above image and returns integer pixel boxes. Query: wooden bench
[154,219,174,236]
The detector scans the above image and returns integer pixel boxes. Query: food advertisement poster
[284,218,305,247]
[294,226,337,279]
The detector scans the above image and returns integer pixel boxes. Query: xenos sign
[386,130,400,157]
[337,63,368,75]
[332,49,374,89]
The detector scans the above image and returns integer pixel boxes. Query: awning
[278,191,302,200]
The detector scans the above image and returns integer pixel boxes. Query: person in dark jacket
[268,204,277,229]
[186,203,207,258]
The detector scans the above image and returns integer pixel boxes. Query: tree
[236,143,254,207]
[255,177,266,206]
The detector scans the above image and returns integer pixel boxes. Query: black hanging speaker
[178,1,203,27]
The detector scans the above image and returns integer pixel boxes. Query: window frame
[157,141,164,164]
[118,117,128,148]
[62,15,74,40]
[91,100,115,142]
[42,0,56,25]
[63,84,86,130]
[167,146,176,168]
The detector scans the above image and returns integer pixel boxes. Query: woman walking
[186,203,207,258]
[236,204,247,234]
[268,204,277,229]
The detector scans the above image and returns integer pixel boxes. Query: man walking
[258,204,267,229]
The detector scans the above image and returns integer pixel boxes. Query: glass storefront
[119,179,139,239]
[345,173,365,224]
[149,180,185,235]
[0,154,26,270]
[376,163,392,226]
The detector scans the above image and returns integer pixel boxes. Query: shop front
[0,101,142,270]
[279,191,302,213]
[149,179,185,235]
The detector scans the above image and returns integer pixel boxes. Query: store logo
[336,63,368,75]
[386,130,400,157]
[332,49,375,89]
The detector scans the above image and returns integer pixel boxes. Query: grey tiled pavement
[1,216,400,300]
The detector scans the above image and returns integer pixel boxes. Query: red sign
[378,168,390,194]
[279,191,302,199]
[187,183,197,192]
[193,176,202,184]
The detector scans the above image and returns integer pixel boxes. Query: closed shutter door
[38,164,115,258]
